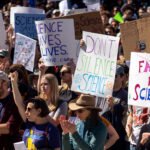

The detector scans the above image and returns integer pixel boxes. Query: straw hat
[69,94,101,111]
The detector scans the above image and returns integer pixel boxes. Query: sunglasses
[0,56,5,59]
[75,109,85,114]
[26,107,35,112]
[60,71,71,76]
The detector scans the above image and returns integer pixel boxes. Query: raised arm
[10,72,26,122]
[37,58,48,93]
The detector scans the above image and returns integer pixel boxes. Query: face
[114,74,124,87]
[0,56,5,63]
[40,77,51,96]
[75,109,91,121]
[61,71,72,84]
[25,103,40,122]
[105,28,114,36]
[0,80,7,98]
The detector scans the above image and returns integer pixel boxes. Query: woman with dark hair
[10,71,61,150]
[59,94,107,150]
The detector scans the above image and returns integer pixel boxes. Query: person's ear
[37,108,42,116]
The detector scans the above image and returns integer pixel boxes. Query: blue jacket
[62,118,107,150]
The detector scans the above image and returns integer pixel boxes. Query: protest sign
[13,33,36,72]
[14,141,27,150]
[0,13,7,49]
[120,17,150,60]
[59,11,104,39]
[71,32,119,97]
[15,13,45,39]
[10,6,45,27]
[128,52,150,107]
[35,19,76,66]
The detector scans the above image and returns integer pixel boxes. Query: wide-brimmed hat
[69,94,101,111]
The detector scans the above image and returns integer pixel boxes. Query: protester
[37,60,68,126]
[126,106,150,150]
[59,65,78,102]
[137,123,150,150]
[10,71,61,150]
[0,70,22,150]
[60,94,107,150]
[103,65,128,150]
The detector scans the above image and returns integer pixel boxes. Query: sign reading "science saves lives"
[35,19,76,66]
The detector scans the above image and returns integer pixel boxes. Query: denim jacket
[62,118,107,150]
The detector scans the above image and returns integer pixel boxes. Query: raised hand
[9,71,18,83]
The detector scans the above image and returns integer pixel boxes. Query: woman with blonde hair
[38,59,68,126]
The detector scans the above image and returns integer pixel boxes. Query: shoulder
[100,116,110,127]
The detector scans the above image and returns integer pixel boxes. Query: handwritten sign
[15,13,45,39]
[13,33,36,72]
[10,6,45,27]
[0,13,7,49]
[35,19,76,66]
[71,32,119,97]
[128,52,150,107]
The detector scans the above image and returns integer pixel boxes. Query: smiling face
[25,102,40,122]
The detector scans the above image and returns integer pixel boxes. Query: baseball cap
[0,49,9,58]
[0,71,9,81]
[116,65,125,75]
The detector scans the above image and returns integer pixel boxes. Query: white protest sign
[71,32,119,97]
[14,33,36,72]
[0,13,7,49]
[128,52,150,107]
[11,6,45,27]
[14,141,27,150]
[35,19,76,66]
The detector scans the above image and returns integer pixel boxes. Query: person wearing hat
[60,94,107,150]
[0,49,10,72]
[0,71,22,149]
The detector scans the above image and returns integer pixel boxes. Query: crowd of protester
[1,0,150,150]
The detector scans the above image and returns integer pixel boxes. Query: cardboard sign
[71,32,119,97]
[0,13,7,49]
[128,52,150,107]
[15,13,45,39]
[120,17,150,60]
[35,19,76,66]
[14,33,36,72]
[10,6,45,27]
[59,11,104,39]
